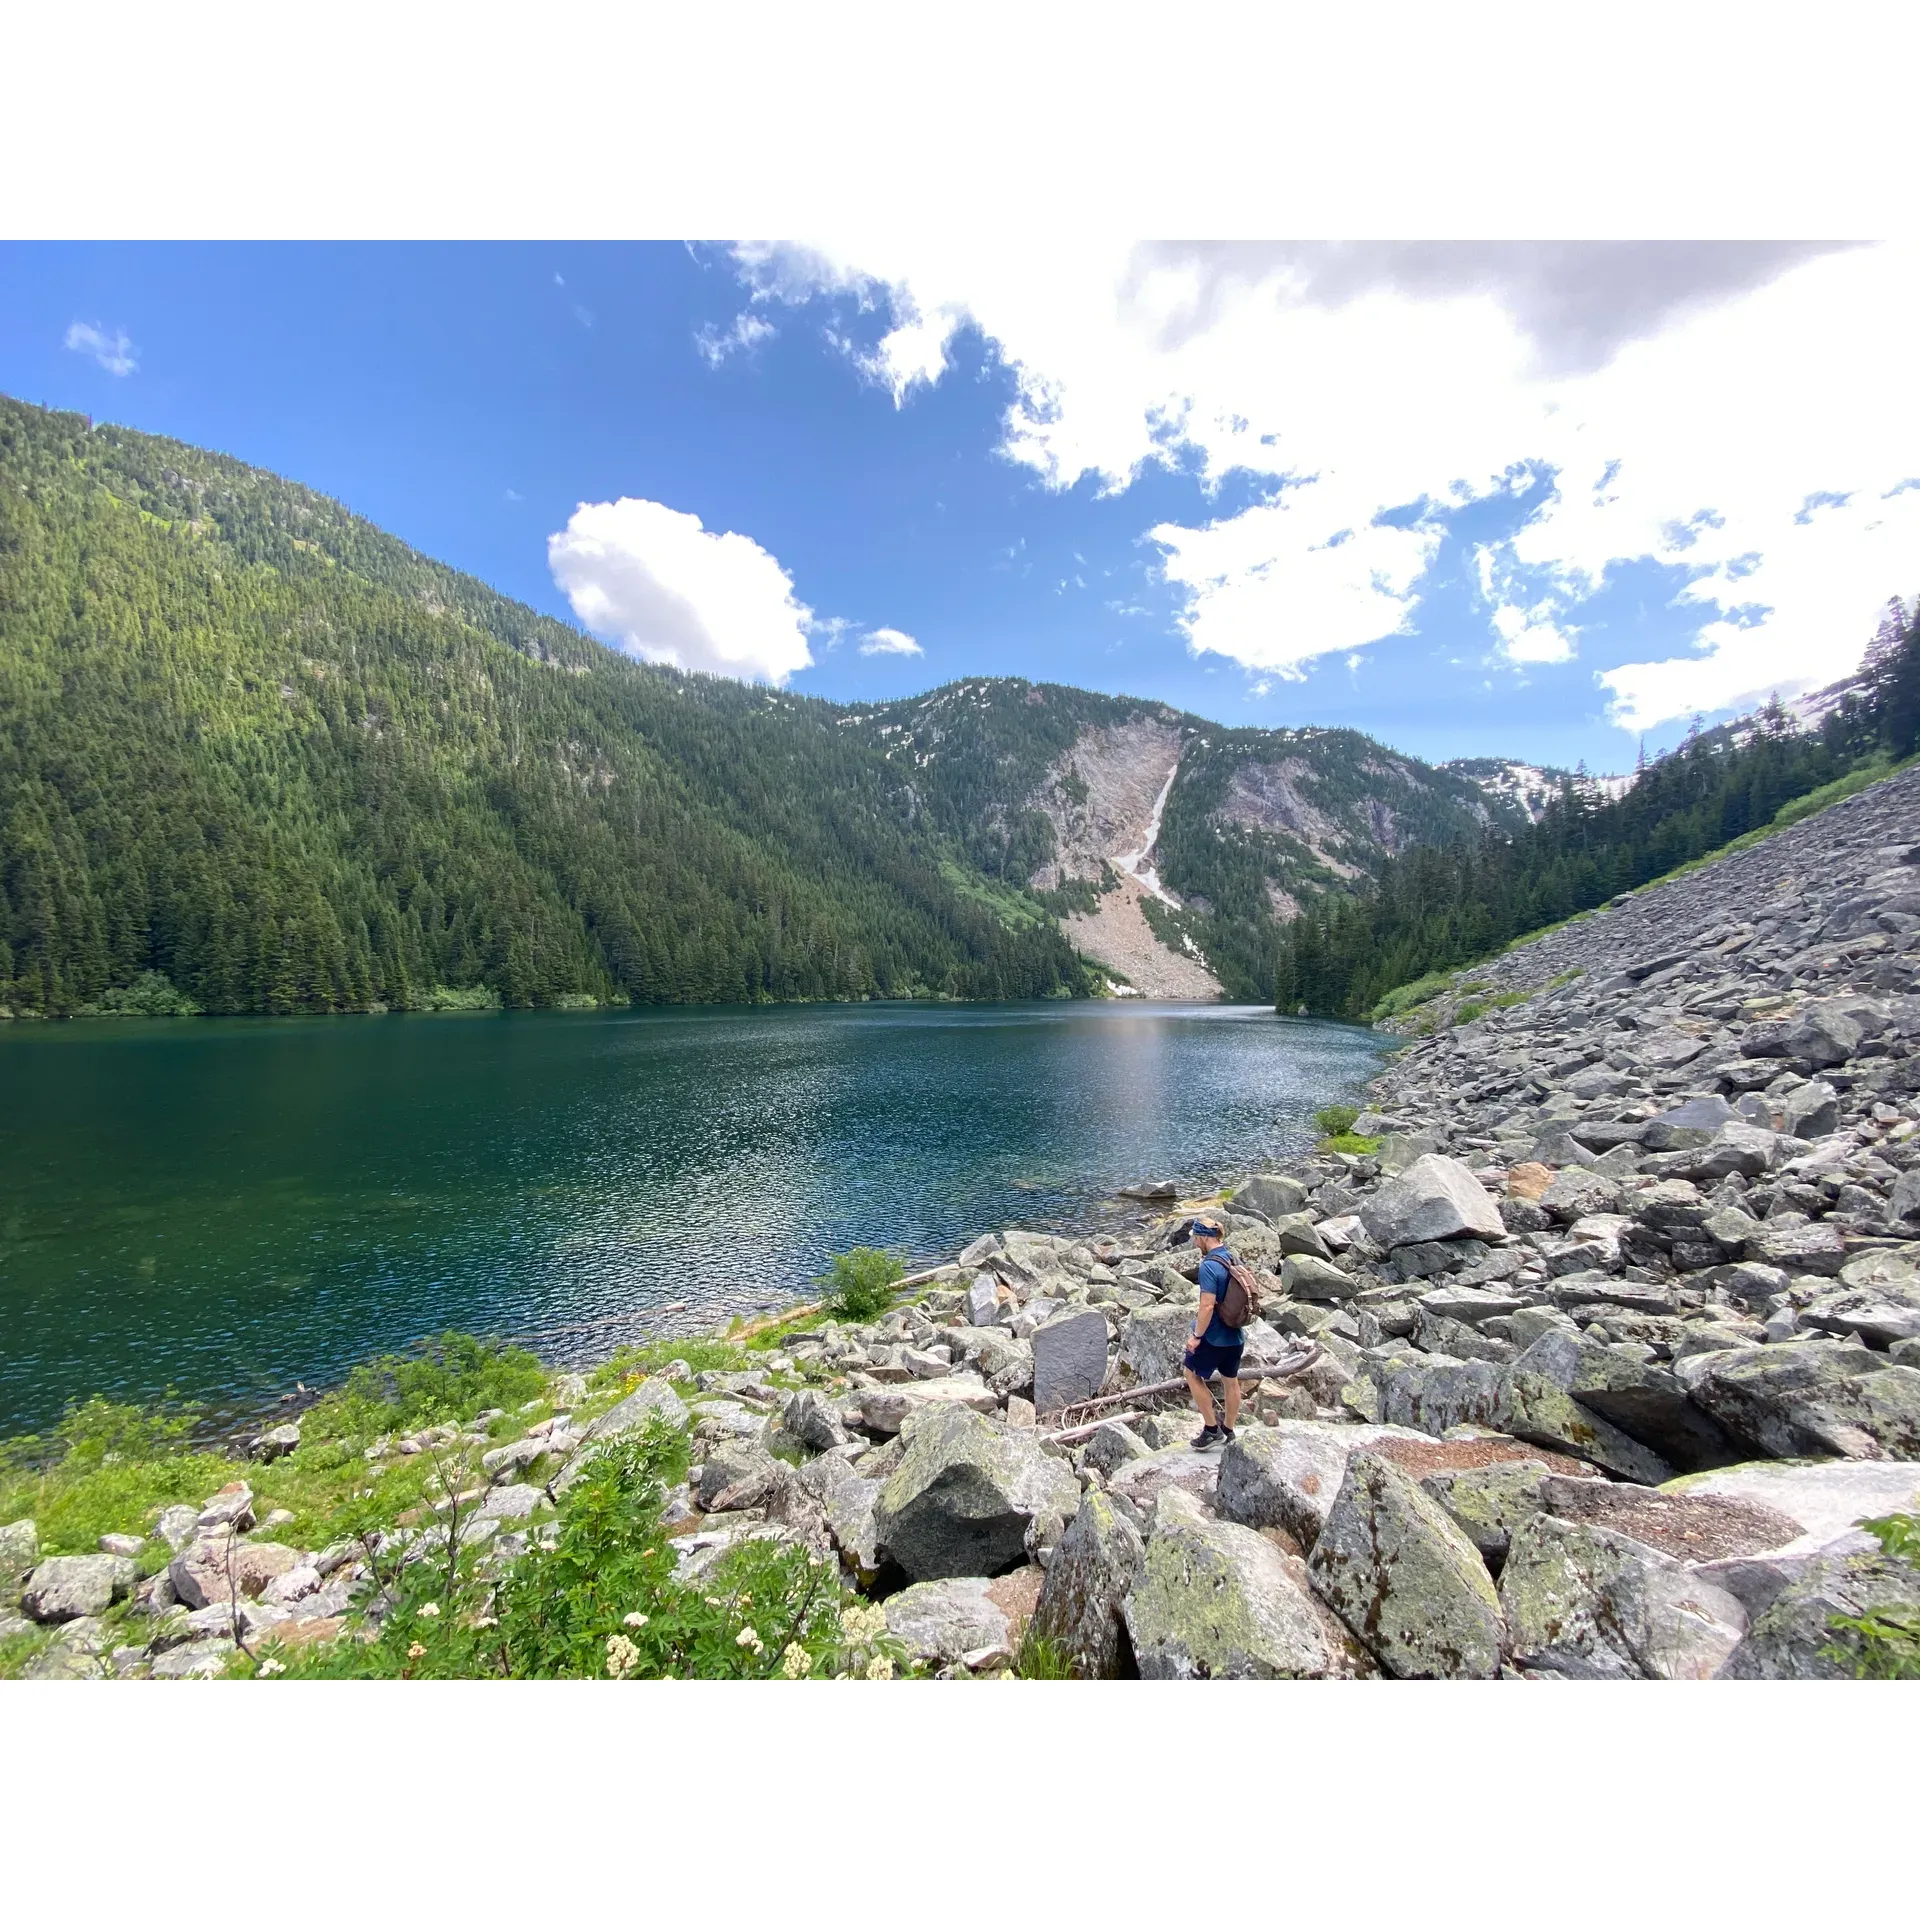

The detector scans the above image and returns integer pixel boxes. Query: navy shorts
[1185,1341,1243,1380]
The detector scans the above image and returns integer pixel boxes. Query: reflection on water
[0,1001,1386,1432]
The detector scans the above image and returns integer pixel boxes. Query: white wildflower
[623,1611,650,1629]
[407,1642,427,1660]
[864,1655,895,1681]
[735,1626,764,1654]
[416,1602,440,1618]
[605,1633,640,1679]
[781,1642,813,1679]
[257,1658,286,1678]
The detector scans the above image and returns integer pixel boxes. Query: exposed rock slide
[1035,720,1220,999]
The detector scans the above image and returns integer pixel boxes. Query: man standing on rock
[1181,1217,1243,1449]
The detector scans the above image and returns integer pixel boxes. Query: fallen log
[1042,1342,1321,1429]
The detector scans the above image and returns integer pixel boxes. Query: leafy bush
[818,1247,903,1322]
[283,1420,895,1680]
[303,1333,545,1444]
[78,970,201,1017]
[0,1397,225,1557]
[1314,1105,1361,1139]
[1823,1512,1920,1677]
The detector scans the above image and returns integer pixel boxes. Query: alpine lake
[0,1000,1388,1436]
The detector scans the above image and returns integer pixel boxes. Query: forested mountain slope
[0,396,1543,1016]
[0,399,1086,1014]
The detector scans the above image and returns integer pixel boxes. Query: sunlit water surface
[0,1001,1387,1433]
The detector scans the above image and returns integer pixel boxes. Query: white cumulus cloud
[547,498,815,684]
[64,319,137,375]
[725,241,1920,731]
[859,626,922,656]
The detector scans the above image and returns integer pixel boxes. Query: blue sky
[3,239,1914,774]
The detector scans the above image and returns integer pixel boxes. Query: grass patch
[302,1333,546,1448]
[1319,1132,1383,1156]
[585,1337,741,1394]
[1314,1105,1361,1138]
[1013,1632,1076,1679]
[1454,989,1530,1025]
[937,858,1053,934]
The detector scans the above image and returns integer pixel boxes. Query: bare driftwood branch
[1041,1344,1320,1430]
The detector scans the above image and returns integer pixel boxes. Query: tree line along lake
[0,1000,1387,1436]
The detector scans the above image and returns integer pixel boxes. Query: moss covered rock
[1307,1451,1507,1677]
[1123,1489,1362,1679]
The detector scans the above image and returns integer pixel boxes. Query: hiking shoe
[1220,1427,1237,1445]
[1189,1426,1223,1451]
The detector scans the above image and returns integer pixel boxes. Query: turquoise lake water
[0,1000,1387,1433]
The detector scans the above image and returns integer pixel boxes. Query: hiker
[1181,1216,1245,1449]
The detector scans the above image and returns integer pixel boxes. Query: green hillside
[0,395,1534,1018]
[0,398,1087,1015]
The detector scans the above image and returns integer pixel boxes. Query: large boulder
[1418,1458,1555,1572]
[1030,1489,1146,1678]
[1281,1254,1360,1302]
[1108,1445,1224,1515]
[781,1389,848,1454]
[1663,1458,1920,1556]
[1371,1351,1504,1436]
[1215,1421,1436,1546]
[1306,1451,1508,1678]
[1685,1345,1920,1461]
[1719,1541,1920,1678]
[585,1376,690,1439]
[870,1405,1078,1580]
[1360,1155,1507,1252]
[1118,1303,1197,1386]
[167,1536,305,1611]
[856,1374,1000,1435]
[21,1554,137,1624]
[1122,1488,1368,1679]
[1032,1309,1110,1417]
[1230,1174,1311,1223]
[1492,1336,1674,1484]
[798,1452,881,1576]
[1533,1335,1743,1473]
[882,1578,1014,1672]
[1500,1512,1749,1679]
[1781,1004,1864,1071]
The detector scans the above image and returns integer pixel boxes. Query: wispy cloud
[64,320,137,376]
[859,626,922,657]
[695,311,776,368]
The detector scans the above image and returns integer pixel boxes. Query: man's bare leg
[1184,1367,1218,1427]
[1220,1375,1242,1433]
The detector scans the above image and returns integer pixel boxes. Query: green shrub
[0,1397,227,1557]
[280,1420,897,1681]
[818,1247,904,1322]
[77,970,201,1017]
[303,1333,545,1445]
[1314,1105,1361,1139]
[1823,1512,1920,1677]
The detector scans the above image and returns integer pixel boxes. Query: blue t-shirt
[1196,1247,1245,1348]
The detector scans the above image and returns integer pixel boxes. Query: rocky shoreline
[8,768,1920,1679]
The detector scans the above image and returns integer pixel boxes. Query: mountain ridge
[0,394,1847,1015]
